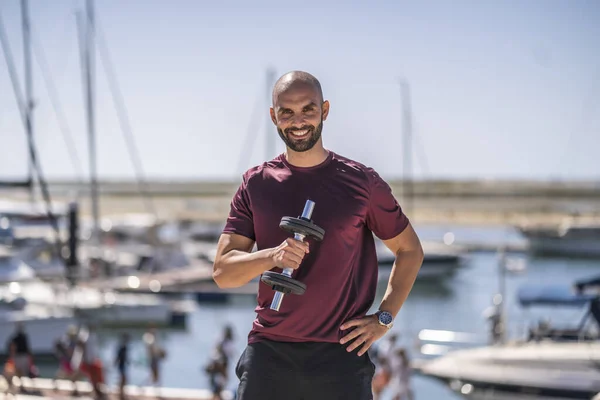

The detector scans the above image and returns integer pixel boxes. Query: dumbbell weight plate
[279,217,325,241]
[261,271,307,295]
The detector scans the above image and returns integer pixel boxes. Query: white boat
[0,299,76,357]
[0,245,76,357]
[376,239,466,279]
[14,239,67,280]
[0,245,37,282]
[415,280,600,399]
[1,280,173,328]
[0,199,68,243]
[516,219,600,258]
[0,245,173,327]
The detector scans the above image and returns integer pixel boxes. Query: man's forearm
[377,247,424,318]
[213,248,274,288]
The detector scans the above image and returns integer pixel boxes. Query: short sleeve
[222,173,256,241]
[365,168,409,240]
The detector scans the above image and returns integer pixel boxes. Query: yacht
[0,245,36,282]
[516,219,600,258]
[415,278,600,399]
[0,244,174,328]
[0,297,76,358]
[0,245,75,357]
[14,239,66,280]
[2,280,173,329]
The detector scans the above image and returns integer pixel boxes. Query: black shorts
[235,339,375,400]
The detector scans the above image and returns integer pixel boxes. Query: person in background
[4,322,33,392]
[115,333,130,399]
[52,339,81,396]
[218,325,235,367]
[205,343,229,400]
[388,347,414,400]
[371,333,398,399]
[372,355,391,400]
[143,326,165,390]
[80,324,106,399]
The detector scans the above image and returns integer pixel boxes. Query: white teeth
[291,130,308,137]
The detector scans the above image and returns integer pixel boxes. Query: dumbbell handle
[270,200,315,311]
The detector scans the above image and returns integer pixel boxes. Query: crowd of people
[2,322,166,399]
[3,321,413,399]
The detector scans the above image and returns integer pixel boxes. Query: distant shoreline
[3,178,600,197]
[2,179,599,227]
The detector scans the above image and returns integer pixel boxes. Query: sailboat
[0,244,76,357]
[0,0,184,329]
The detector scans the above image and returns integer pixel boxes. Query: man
[5,322,33,392]
[79,324,105,399]
[114,333,130,399]
[8,323,31,376]
[212,70,424,399]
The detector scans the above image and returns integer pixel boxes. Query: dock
[1,377,234,399]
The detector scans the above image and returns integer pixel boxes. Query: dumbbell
[261,199,325,311]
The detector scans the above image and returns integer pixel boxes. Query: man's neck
[284,147,329,168]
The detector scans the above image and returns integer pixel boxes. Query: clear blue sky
[1,0,599,182]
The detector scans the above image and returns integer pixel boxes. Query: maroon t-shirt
[223,151,409,344]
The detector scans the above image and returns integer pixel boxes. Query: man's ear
[322,100,330,121]
[270,107,278,125]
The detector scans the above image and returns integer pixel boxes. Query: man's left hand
[340,314,389,356]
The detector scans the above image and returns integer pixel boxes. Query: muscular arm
[212,233,275,288]
[377,222,424,318]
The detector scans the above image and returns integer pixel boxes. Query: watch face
[379,311,393,326]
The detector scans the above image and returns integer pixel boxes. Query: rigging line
[27,7,81,144]
[93,17,157,218]
[74,10,87,143]
[0,8,64,257]
[30,25,85,184]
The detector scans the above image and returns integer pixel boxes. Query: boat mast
[399,78,413,218]
[21,0,35,203]
[265,67,276,160]
[83,0,100,243]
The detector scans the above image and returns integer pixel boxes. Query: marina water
[34,224,600,399]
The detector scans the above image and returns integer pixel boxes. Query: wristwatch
[376,310,394,329]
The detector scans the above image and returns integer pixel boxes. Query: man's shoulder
[330,152,382,182]
[240,155,286,184]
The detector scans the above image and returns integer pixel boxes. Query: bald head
[269,70,330,154]
[272,71,324,106]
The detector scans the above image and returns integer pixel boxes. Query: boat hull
[0,312,76,357]
[527,236,600,258]
[416,342,600,400]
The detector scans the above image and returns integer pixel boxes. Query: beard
[277,119,323,153]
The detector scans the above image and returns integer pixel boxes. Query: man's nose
[291,113,306,127]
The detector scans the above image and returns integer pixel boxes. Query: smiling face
[270,80,330,153]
